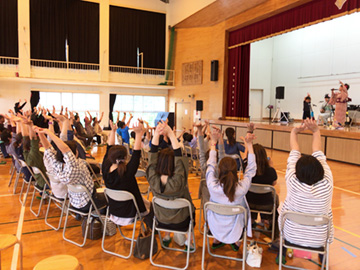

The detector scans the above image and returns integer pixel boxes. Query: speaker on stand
[272,86,289,123]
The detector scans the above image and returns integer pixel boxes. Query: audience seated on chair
[246,143,278,231]
[102,120,152,227]
[279,118,333,250]
[116,112,133,144]
[35,126,107,213]
[146,121,195,246]
[206,125,256,251]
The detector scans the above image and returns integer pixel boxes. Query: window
[113,95,166,126]
[39,91,100,124]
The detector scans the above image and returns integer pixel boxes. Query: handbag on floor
[246,242,263,268]
[82,217,102,240]
[134,219,158,259]
[100,215,117,236]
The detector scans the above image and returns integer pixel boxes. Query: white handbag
[246,242,263,268]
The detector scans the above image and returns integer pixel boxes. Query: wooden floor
[1,146,359,269]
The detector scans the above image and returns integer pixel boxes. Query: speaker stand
[272,100,289,123]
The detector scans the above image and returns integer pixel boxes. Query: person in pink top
[329,81,351,127]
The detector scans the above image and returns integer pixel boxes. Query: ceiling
[175,0,268,28]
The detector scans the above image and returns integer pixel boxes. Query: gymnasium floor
[1,146,359,269]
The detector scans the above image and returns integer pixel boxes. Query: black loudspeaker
[196,100,203,111]
[276,86,285,99]
[210,60,218,81]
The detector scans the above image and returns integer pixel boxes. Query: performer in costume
[329,81,351,127]
[318,94,333,126]
[302,93,312,122]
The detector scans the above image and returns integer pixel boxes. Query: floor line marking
[333,186,360,196]
[334,225,360,239]
[335,237,360,251]
[11,194,26,270]
[341,246,357,258]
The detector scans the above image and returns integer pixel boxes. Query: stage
[209,119,360,165]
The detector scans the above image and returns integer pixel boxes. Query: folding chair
[29,166,51,217]
[44,173,68,231]
[17,159,35,205]
[123,143,131,160]
[86,160,103,187]
[201,202,247,270]
[198,178,208,235]
[101,189,142,259]
[63,184,106,247]
[184,146,196,173]
[150,196,196,270]
[279,211,331,270]
[9,155,26,195]
[248,183,277,244]
[140,148,149,169]
[135,169,150,200]
[8,156,16,186]
[116,133,123,145]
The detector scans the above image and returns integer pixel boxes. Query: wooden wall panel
[273,131,290,151]
[253,129,272,148]
[327,137,360,165]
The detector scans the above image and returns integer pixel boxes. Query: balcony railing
[0,56,174,86]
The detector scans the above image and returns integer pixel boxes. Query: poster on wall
[182,60,203,85]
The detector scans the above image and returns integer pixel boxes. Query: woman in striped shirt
[279,118,333,249]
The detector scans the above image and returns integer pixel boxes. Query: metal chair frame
[201,202,247,270]
[101,189,142,259]
[17,159,35,205]
[62,184,106,247]
[29,166,51,217]
[44,173,68,231]
[279,211,331,270]
[248,183,277,244]
[150,197,196,270]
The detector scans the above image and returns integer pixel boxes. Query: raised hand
[247,122,255,133]
[32,126,48,134]
[210,126,222,143]
[109,120,117,131]
[304,118,319,133]
[133,122,145,134]
[292,123,307,134]
[155,121,165,136]
[244,132,256,144]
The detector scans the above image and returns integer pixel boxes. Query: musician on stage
[329,81,351,128]
[302,93,312,123]
[318,94,333,126]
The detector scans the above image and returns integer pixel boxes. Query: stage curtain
[0,0,18,58]
[67,0,99,64]
[229,0,360,47]
[226,44,250,119]
[109,6,165,69]
[109,93,117,123]
[30,91,40,112]
[30,0,67,61]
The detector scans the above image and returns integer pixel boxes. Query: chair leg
[30,186,45,217]
[13,171,21,194]
[8,166,15,186]
[279,235,283,270]
[198,202,203,235]
[201,222,207,270]
[45,197,66,231]
[62,202,88,247]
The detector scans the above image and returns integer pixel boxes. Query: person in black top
[102,120,152,227]
[246,144,278,229]
[302,93,312,122]
[14,99,27,114]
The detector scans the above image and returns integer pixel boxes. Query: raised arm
[132,122,145,151]
[163,123,181,150]
[121,112,126,123]
[37,128,71,154]
[107,120,117,146]
[33,126,51,149]
[126,113,133,127]
[98,112,104,123]
[290,124,306,152]
[304,118,321,153]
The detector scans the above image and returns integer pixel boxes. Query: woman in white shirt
[206,126,256,251]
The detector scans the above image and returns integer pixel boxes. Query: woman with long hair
[246,143,278,230]
[147,121,194,248]
[102,120,152,226]
[206,126,256,251]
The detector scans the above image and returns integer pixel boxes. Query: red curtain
[226,44,250,119]
[229,0,360,47]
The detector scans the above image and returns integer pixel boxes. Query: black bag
[82,217,102,240]
[134,220,158,259]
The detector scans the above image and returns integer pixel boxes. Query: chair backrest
[281,211,330,227]
[31,166,51,187]
[46,172,61,184]
[225,154,241,160]
[18,158,36,177]
[104,188,141,217]
[184,146,192,156]
[152,196,193,221]
[135,169,146,178]
[204,202,246,218]
[249,183,276,196]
